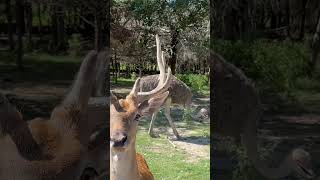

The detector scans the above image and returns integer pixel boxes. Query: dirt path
[0,81,71,119]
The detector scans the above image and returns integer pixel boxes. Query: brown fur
[140,75,192,107]
[110,94,155,180]
[0,50,101,179]
[0,109,84,180]
[136,153,154,180]
[111,86,169,180]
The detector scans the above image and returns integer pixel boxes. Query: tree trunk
[299,0,308,40]
[5,0,14,50]
[25,0,32,48]
[57,5,66,51]
[114,51,118,84]
[51,3,66,52]
[309,13,320,73]
[51,5,58,52]
[94,15,103,51]
[94,0,107,52]
[212,0,222,38]
[105,0,110,97]
[37,2,42,38]
[285,0,291,38]
[16,0,24,70]
[224,8,238,40]
[270,11,277,29]
[169,28,179,75]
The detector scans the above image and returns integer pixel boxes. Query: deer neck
[110,141,140,180]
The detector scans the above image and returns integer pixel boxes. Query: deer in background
[110,61,172,180]
[212,52,315,179]
[0,51,108,180]
[140,35,192,139]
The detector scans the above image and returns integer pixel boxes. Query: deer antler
[136,68,172,102]
[62,50,98,111]
[92,50,108,97]
[156,34,166,84]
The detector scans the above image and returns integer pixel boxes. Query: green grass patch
[111,77,135,87]
[0,51,82,82]
[136,109,210,180]
[136,131,210,180]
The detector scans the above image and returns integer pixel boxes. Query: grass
[136,129,210,180]
[0,51,82,82]
[111,77,135,87]
[134,105,210,179]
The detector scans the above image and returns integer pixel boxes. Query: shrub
[68,34,81,56]
[131,72,137,80]
[232,146,258,180]
[176,74,209,93]
[213,39,309,95]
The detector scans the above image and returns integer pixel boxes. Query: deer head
[110,34,171,150]
[110,67,171,152]
[110,63,171,180]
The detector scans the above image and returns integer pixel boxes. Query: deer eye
[134,114,141,121]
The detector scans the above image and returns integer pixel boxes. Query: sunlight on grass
[136,131,210,180]
[111,77,135,86]
[24,53,83,63]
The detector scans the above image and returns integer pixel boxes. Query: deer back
[140,75,192,107]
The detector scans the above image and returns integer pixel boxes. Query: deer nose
[110,131,128,148]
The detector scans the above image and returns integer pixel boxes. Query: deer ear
[138,91,169,117]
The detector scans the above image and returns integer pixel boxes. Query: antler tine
[63,50,98,110]
[160,51,166,84]
[137,67,172,102]
[93,50,108,96]
[130,78,141,95]
[156,34,166,83]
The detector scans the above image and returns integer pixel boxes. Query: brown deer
[110,63,172,180]
[0,51,108,180]
[140,35,192,139]
[212,52,315,179]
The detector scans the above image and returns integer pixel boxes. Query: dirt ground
[212,94,320,179]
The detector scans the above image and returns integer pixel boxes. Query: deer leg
[163,98,180,139]
[148,110,159,137]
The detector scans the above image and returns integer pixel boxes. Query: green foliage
[213,39,309,94]
[68,34,82,57]
[131,72,137,80]
[176,74,209,93]
[182,108,193,122]
[128,0,208,30]
[294,77,320,91]
[232,146,258,180]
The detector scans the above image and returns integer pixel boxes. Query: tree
[25,0,33,48]
[50,1,67,52]
[5,0,14,50]
[129,0,208,74]
[309,12,320,73]
[16,0,24,70]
